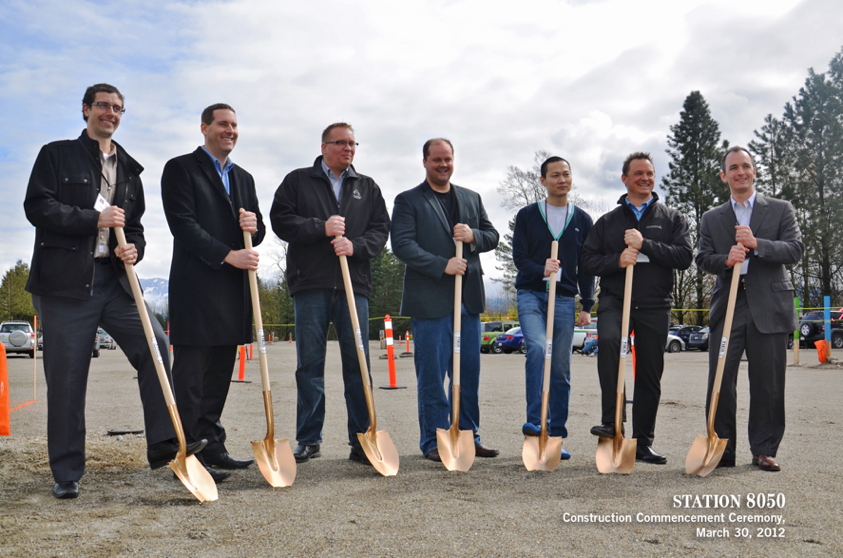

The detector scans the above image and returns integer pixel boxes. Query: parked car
[492,326,526,354]
[687,327,710,351]
[672,325,702,348]
[665,332,685,353]
[572,318,598,351]
[0,321,36,358]
[480,321,518,353]
[799,310,843,348]
[97,328,117,350]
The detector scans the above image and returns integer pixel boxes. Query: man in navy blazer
[392,139,500,461]
[696,146,802,472]
[161,103,265,481]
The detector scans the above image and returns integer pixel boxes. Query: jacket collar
[308,156,359,180]
[77,129,143,176]
[192,146,236,214]
[420,180,463,233]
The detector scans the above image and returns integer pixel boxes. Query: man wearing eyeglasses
[24,83,200,499]
[270,123,390,466]
[161,103,266,482]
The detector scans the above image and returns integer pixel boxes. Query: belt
[95,257,112,265]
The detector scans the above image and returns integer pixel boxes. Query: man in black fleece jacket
[581,152,692,465]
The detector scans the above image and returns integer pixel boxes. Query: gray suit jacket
[392,181,499,319]
[696,193,803,334]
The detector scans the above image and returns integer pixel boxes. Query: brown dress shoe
[425,448,441,462]
[752,455,780,471]
[474,443,500,458]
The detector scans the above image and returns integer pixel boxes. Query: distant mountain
[139,277,168,315]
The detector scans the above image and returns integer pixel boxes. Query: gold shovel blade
[436,427,475,472]
[357,429,400,477]
[170,454,218,502]
[522,435,563,472]
[685,434,729,477]
[595,435,636,475]
[252,437,297,487]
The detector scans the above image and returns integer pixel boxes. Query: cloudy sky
[1,0,841,288]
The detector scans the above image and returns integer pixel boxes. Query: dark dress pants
[706,291,787,460]
[596,298,669,447]
[171,345,238,454]
[32,263,174,483]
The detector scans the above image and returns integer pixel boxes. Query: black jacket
[161,147,265,346]
[24,130,145,300]
[580,193,692,309]
[270,157,390,299]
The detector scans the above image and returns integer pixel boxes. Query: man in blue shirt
[162,104,266,481]
[512,156,594,459]
[581,152,692,465]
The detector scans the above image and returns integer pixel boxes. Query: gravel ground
[1,341,841,557]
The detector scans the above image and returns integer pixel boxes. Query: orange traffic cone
[0,344,10,435]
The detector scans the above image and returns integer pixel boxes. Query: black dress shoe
[52,481,79,499]
[349,445,372,465]
[590,423,623,438]
[202,451,254,470]
[716,457,736,468]
[147,439,208,469]
[636,446,667,464]
[474,442,500,458]
[204,466,231,483]
[425,448,441,462]
[292,444,321,463]
[173,458,230,483]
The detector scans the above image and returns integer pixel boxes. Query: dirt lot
[1,341,841,557]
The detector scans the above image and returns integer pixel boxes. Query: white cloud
[1,0,841,287]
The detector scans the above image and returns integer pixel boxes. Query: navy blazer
[392,181,498,319]
[162,147,265,346]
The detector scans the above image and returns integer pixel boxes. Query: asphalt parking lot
[1,342,841,557]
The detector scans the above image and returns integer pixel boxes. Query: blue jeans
[293,289,371,446]
[412,305,482,455]
[517,289,575,438]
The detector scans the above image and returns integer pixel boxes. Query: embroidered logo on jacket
[353,188,362,200]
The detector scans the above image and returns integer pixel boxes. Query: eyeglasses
[325,140,358,148]
[90,102,126,114]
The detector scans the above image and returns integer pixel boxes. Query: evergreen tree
[0,260,36,323]
[662,91,728,324]
[782,64,843,306]
[369,247,406,338]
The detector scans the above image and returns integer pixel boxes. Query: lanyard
[538,201,575,241]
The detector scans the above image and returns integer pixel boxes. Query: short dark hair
[622,152,654,176]
[720,146,755,173]
[82,84,124,122]
[422,138,454,159]
[201,103,236,126]
[540,156,571,178]
[322,122,354,142]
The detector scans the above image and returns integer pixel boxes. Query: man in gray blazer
[696,146,803,472]
[392,138,500,461]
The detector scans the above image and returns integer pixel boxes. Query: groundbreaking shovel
[522,240,563,472]
[436,240,476,472]
[337,237,399,476]
[685,243,743,476]
[243,232,297,487]
[114,227,217,502]
[595,264,637,474]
